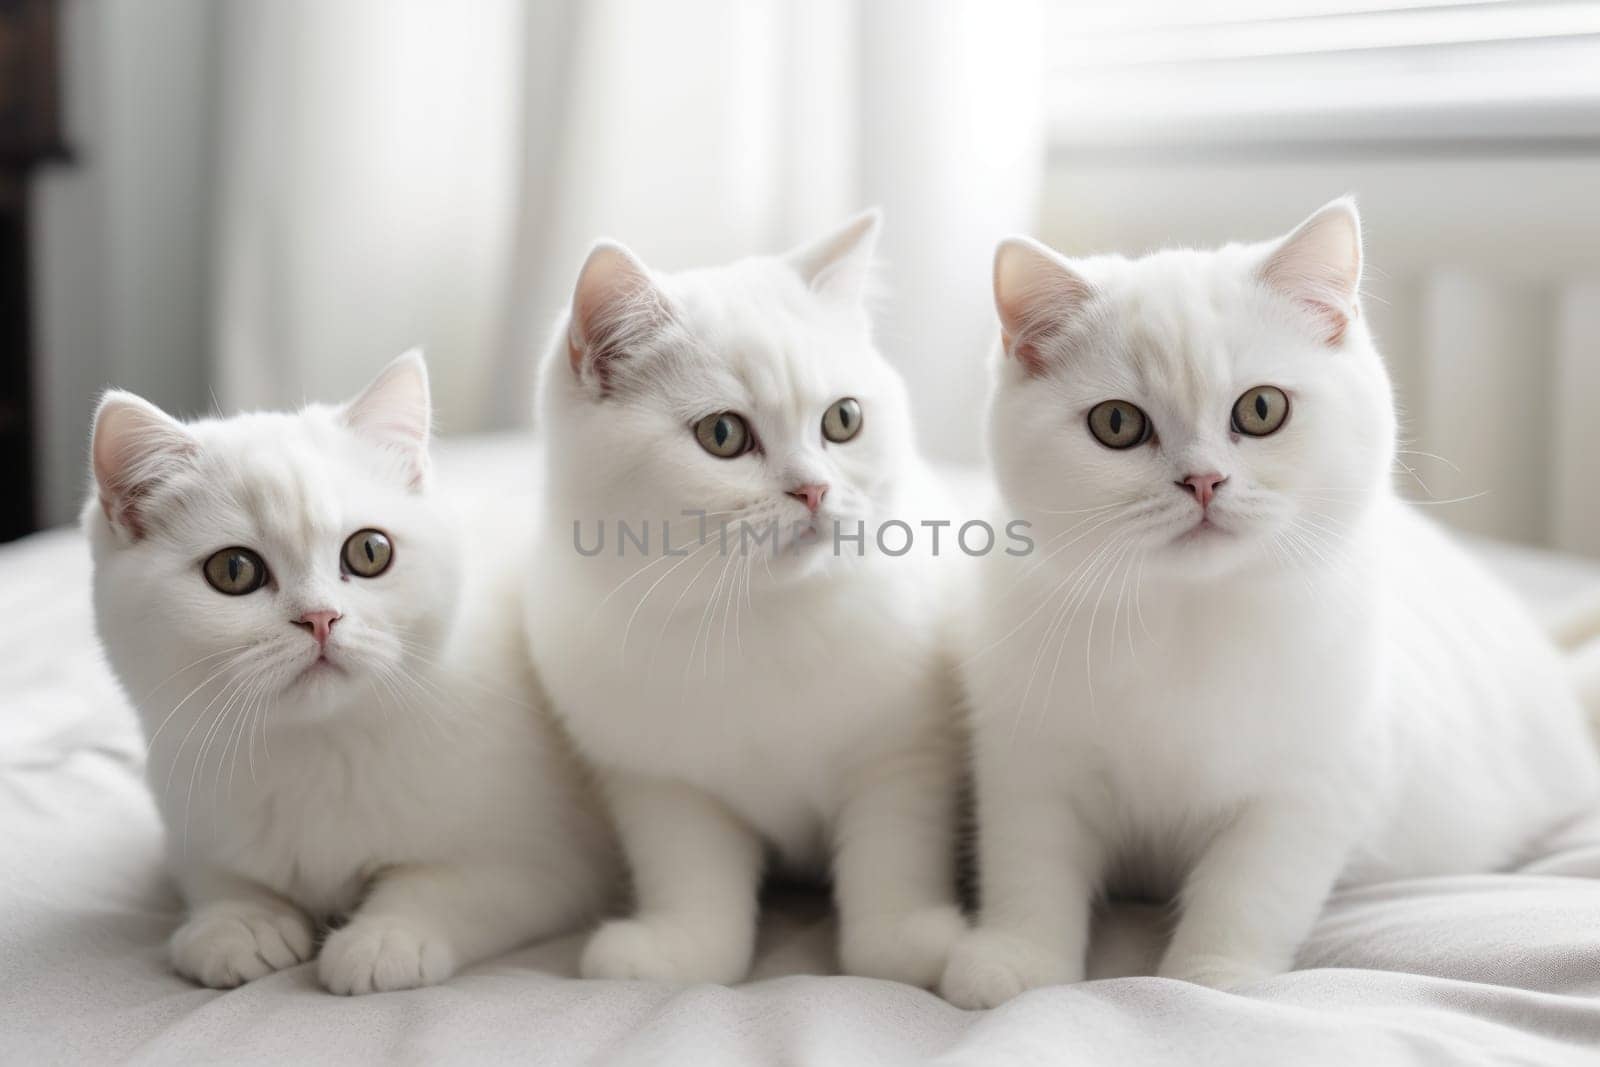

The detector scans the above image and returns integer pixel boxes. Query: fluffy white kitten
[526,212,965,986]
[941,200,1600,1007]
[87,353,616,994]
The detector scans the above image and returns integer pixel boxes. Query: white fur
[526,212,966,986]
[941,201,1600,1007]
[86,352,616,994]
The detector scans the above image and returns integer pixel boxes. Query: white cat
[86,352,616,994]
[940,200,1600,1008]
[525,212,966,987]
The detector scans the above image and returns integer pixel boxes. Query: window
[1047,1,1600,152]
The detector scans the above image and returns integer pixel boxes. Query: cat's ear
[90,390,197,539]
[994,237,1095,377]
[567,241,671,394]
[1260,197,1363,345]
[344,349,432,490]
[785,208,881,303]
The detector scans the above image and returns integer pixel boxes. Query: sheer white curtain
[211,0,1044,462]
[210,0,526,432]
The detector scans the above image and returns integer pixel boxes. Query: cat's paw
[839,905,967,987]
[580,916,751,985]
[1158,952,1276,991]
[170,901,315,989]
[939,928,1080,1010]
[318,916,457,995]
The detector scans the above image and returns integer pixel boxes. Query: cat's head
[86,352,461,728]
[540,210,920,581]
[988,199,1396,580]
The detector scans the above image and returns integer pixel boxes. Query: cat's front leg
[939,773,1099,1009]
[169,865,316,988]
[1158,798,1351,989]
[832,744,965,987]
[319,861,595,995]
[580,772,764,985]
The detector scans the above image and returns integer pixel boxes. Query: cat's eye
[821,397,863,443]
[343,529,393,578]
[694,412,752,458]
[1087,399,1151,450]
[203,547,268,596]
[1232,386,1290,437]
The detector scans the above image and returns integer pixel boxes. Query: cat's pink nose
[294,610,341,646]
[787,483,829,514]
[1177,472,1228,510]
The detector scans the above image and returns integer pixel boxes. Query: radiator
[1389,273,1600,556]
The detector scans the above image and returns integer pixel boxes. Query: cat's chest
[977,563,1379,806]
[176,720,504,916]
[581,621,934,756]
[551,571,947,811]
[214,771,380,915]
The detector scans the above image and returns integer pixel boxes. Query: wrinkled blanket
[6,440,1600,1066]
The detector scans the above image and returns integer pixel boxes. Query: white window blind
[1047,1,1600,150]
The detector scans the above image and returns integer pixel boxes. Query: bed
[6,436,1600,1066]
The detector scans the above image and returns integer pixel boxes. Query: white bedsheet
[6,439,1600,1065]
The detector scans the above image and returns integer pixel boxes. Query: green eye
[1087,399,1151,450]
[203,547,268,595]
[1232,386,1290,437]
[694,412,752,458]
[821,397,862,443]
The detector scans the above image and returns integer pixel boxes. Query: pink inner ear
[1299,298,1353,346]
[1260,204,1362,348]
[99,445,191,536]
[1005,331,1052,377]
[568,314,633,396]
[570,317,621,395]
[100,486,144,539]
[1001,272,1095,378]
[406,455,430,492]
[568,245,668,396]
[342,355,432,490]
[787,209,881,299]
[567,330,586,379]
[92,395,197,540]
